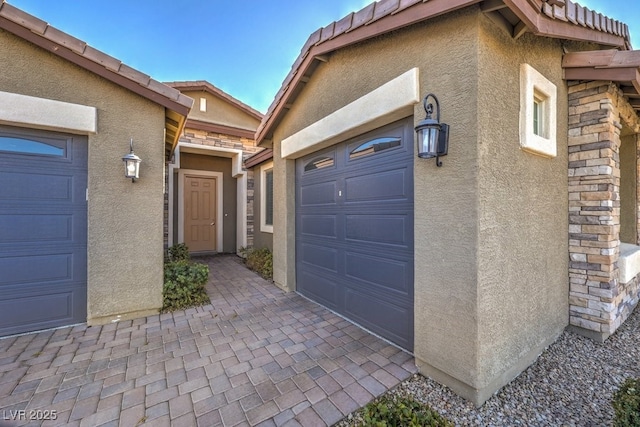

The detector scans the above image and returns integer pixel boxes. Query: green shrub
[162,260,210,312]
[242,247,273,280]
[166,243,190,262]
[358,395,453,427]
[613,378,640,427]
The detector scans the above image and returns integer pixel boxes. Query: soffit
[563,50,640,116]
[256,0,632,144]
[244,148,274,169]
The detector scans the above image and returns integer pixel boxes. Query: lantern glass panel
[418,126,440,158]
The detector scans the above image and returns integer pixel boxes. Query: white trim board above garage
[280,68,420,159]
[0,90,97,134]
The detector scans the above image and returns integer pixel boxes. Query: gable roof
[166,81,263,140]
[256,0,633,144]
[0,1,194,151]
[166,81,263,121]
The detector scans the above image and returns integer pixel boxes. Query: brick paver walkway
[0,255,416,426]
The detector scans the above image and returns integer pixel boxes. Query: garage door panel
[344,289,412,349]
[0,253,74,286]
[0,171,75,201]
[345,168,409,203]
[345,214,411,247]
[299,243,338,273]
[300,181,337,207]
[300,214,337,239]
[344,252,409,294]
[298,270,339,310]
[0,287,86,335]
[1,214,74,243]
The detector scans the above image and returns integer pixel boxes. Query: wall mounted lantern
[415,93,449,166]
[122,138,141,182]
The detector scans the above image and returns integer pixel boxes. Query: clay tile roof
[165,81,263,121]
[539,0,630,42]
[0,1,193,117]
[256,0,633,144]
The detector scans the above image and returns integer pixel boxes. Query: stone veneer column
[567,81,622,340]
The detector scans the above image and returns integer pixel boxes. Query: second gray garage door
[0,126,87,337]
[296,118,414,351]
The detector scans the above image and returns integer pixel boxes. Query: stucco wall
[475,15,572,396]
[620,135,637,244]
[182,89,260,131]
[0,28,166,323]
[270,6,482,399]
[180,153,237,253]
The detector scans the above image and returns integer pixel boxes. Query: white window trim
[519,64,557,158]
[260,161,274,234]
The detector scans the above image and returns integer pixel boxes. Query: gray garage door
[0,126,87,337]
[296,118,414,350]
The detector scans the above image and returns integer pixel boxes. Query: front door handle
[210,222,215,226]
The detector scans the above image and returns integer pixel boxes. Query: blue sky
[7,0,639,113]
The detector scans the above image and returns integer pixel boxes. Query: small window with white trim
[260,161,274,233]
[519,64,557,157]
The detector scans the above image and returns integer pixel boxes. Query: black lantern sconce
[415,93,449,166]
[122,138,141,182]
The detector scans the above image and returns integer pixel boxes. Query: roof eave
[257,0,633,145]
[0,3,193,119]
[257,0,484,144]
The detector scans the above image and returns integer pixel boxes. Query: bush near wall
[613,378,640,427]
[162,244,210,312]
[240,247,273,280]
[356,394,453,427]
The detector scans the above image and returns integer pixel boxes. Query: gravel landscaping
[338,307,640,426]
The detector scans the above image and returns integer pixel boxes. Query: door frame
[178,169,223,253]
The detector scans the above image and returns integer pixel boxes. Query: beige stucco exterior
[0,28,167,324]
[266,4,601,405]
[181,89,261,131]
[473,16,572,400]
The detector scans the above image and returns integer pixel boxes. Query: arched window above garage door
[303,155,334,172]
[0,135,66,157]
[349,137,401,160]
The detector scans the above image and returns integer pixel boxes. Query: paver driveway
[0,255,416,426]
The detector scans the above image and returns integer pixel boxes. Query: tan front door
[184,175,217,253]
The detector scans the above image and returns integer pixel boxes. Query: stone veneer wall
[568,81,640,340]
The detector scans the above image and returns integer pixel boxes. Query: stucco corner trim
[281,68,420,159]
[0,90,97,134]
